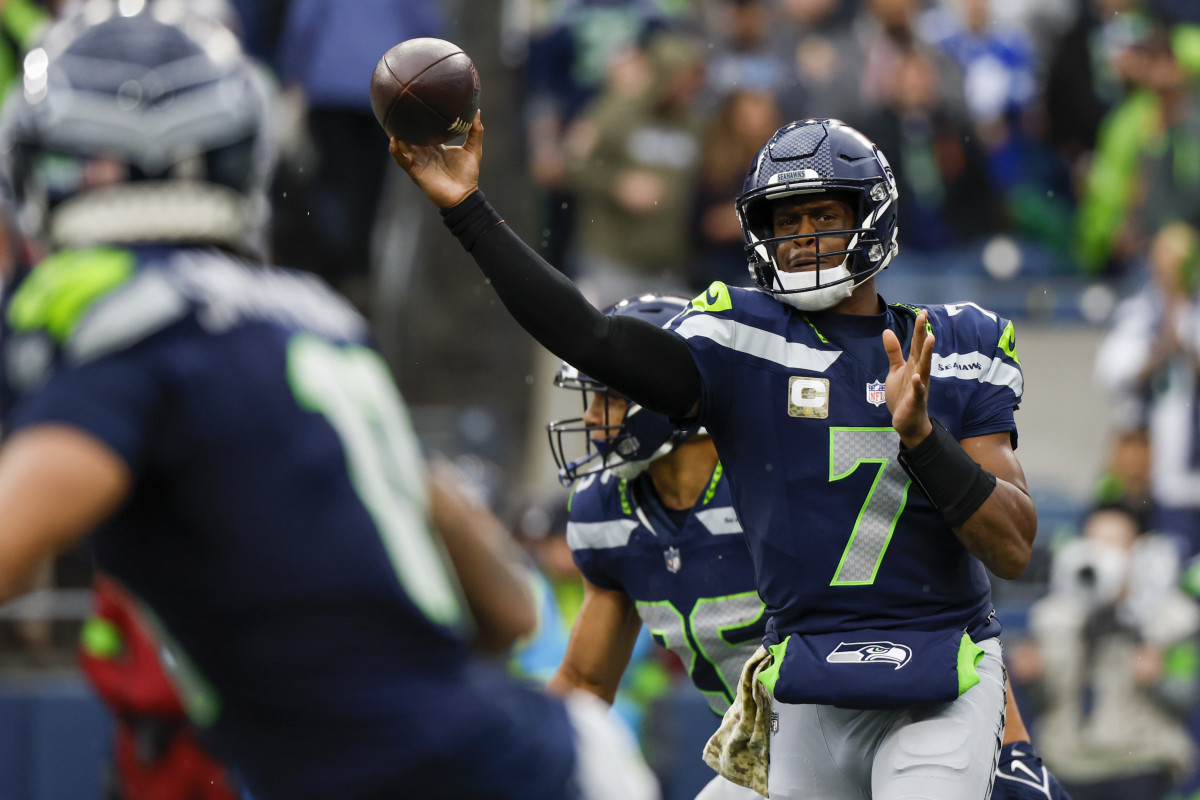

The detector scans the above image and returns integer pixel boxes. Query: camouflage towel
[702,645,772,797]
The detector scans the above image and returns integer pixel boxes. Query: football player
[549,296,1069,800]
[545,293,763,800]
[0,5,658,800]
[393,113,1039,798]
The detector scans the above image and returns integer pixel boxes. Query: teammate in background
[392,113,1037,798]
[549,295,1069,800]
[0,5,658,800]
[545,294,764,800]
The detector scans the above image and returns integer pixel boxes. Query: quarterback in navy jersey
[394,110,1039,798]
[546,299,1068,800]
[0,6,659,800]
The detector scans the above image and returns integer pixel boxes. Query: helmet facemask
[546,367,689,486]
[546,293,696,486]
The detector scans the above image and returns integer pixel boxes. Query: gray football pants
[767,637,1006,800]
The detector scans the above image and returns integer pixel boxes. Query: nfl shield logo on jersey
[663,547,682,573]
[865,381,886,407]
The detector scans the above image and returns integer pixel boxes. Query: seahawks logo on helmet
[826,641,912,670]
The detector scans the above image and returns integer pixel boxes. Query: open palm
[882,310,935,445]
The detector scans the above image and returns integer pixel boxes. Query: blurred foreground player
[0,5,657,800]
[549,295,1068,800]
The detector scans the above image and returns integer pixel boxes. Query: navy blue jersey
[0,246,575,800]
[665,284,1022,643]
[568,463,766,713]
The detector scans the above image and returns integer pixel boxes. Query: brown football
[370,38,481,146]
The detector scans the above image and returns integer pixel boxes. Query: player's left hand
[882,310,934,446]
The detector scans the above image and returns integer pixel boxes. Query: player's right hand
[390,109,483,210]
[882,309,934,447]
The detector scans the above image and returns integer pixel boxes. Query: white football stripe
[674,315,841,373]
[68,272,189,364]
[567,519,640,551]
[695,507,743,535]
[930,351,1023,398]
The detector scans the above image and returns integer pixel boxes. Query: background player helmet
[0,0,275,258]
[548,294,698,485]
[737,118,899,312]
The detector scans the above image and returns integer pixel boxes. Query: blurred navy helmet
[0,0,275,258]
[737,118,899,312]
[547,293,698,485]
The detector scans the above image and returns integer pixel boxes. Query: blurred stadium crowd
[2,0,1200,798]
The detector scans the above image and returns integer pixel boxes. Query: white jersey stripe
[674,315,842,373]
[567,519,640,551]
[931,351,1024,398]
[68,271,190,364]
[695,507,743,535]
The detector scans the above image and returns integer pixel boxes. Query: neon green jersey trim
[80,616,124,660]
[757,637,789,696]
[702,462,723,506]
[800,315,832,344]
[998,320,1021,366]
[8,247,135,343]
[891,302,932,332]
[689,281,733,314]
[957,634,984,696]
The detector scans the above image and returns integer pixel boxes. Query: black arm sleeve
[441,191,701,419]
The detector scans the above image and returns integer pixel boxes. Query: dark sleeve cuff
[440,190,505,252]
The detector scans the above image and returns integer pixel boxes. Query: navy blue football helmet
[737,118,899,311]
[0,0,274,258]
[547,294,697,485]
